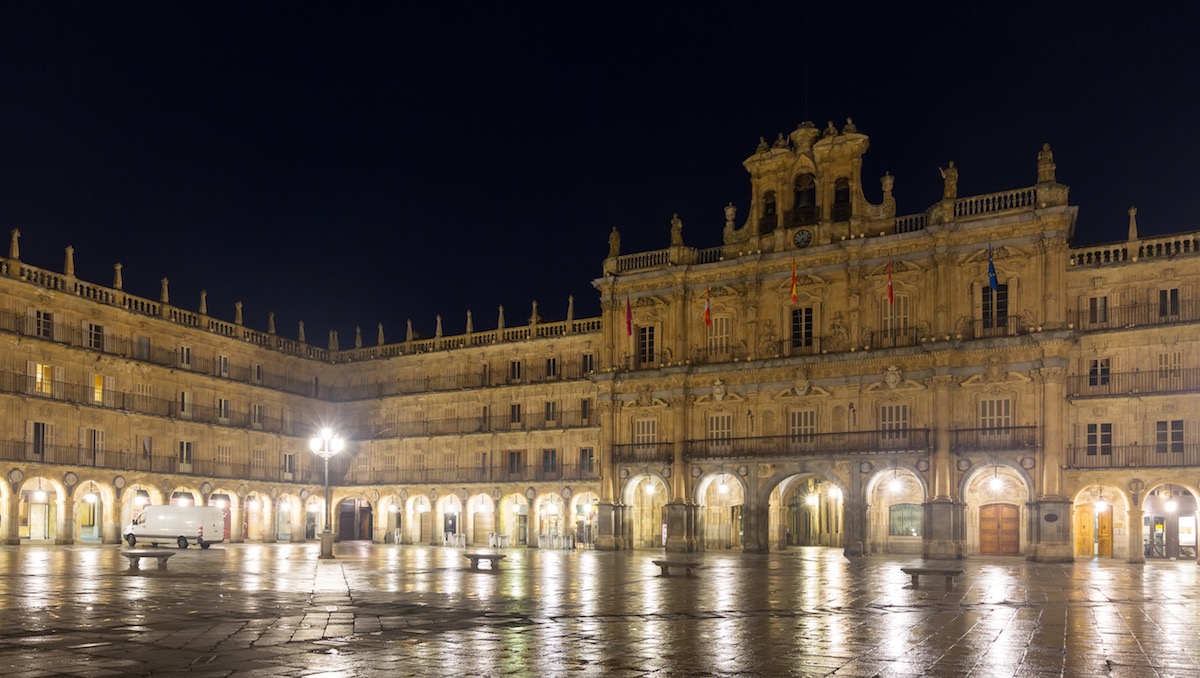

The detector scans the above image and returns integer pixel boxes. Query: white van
[124,505,226,549]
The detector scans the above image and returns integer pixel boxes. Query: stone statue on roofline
[670,213,683,246]
[608,227,621,258]
[939,161,958,200]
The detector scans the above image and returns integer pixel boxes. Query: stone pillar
[666,394,691,552]
[261,505,277,544]
[1126,503,1145,565]
[665,501,691,553]
[4,489,19,545]
[103,495,121,544]
[842,494,867,557]
[57,494,75,545]
[230,496,246,543]
[922,500,966,560]
[1028,365,1073,563]
[924,373,964,558]
[739,502,768,553]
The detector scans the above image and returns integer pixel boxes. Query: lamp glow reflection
[309,427,344,559]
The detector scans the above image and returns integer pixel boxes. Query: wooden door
[979,503,1019,555]
[1097,507,1113,557]
[1075,504,1094,556]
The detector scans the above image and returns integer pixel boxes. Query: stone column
[842,493,867,557]
[741,501,769,553]
[924,373,964,559]
[1028,366,1073,562]
[230,496,246,543]
[4,489,19,544]
[57,493,75,545]
[595,396,620,551]
[666,395,691,552]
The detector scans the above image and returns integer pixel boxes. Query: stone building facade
[1,121,1195,564]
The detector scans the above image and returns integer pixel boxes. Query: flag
[987,244,999,291]
[790,257,798,303]
[886,260,894,305]
[703,287,712,328]
[624,295,632,337]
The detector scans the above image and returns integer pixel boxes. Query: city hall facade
[3,121,1196,564]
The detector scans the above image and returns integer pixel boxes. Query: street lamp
[309,427,344,559]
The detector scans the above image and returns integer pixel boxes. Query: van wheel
[177,536,188,549]
[199,540,211,550]
[125,534,136,547]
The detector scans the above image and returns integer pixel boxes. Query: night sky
[1,3,1197,345]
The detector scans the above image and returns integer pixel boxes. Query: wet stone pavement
[0,543,1196,677]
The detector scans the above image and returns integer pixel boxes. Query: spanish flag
[625,295,632,337]
[886,259,894,305]
[703,287,712,328]
[790,257,798,303]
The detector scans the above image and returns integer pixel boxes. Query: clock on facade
[793,228,813,248]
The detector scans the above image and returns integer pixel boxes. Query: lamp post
[308,427,344,559]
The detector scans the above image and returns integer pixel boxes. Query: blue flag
[987,244,999,291]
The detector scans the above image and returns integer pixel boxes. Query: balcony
[1066,368,1200,399]
[681,429,931,461]
[346,463,599,485]
[612,443,674,464]
[1067,444,1200,469]
[951,426,1039,453]
[1068,298,1200,332]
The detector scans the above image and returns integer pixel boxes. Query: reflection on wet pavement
[0,543,1195,676]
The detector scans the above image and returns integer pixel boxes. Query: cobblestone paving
[0,542,1195,677]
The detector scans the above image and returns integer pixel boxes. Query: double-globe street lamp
[308,428,344,559]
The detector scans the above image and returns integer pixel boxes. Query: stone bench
[122,549,176,571]
[464,553,506,571]
[651,559,702,577]
[901,566,963,591]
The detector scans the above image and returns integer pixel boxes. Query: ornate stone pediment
[959,356,1033,385]
[863,365,925,392]
[694,379,746,404]
[624,388,668,409]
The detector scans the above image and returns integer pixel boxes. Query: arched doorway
[1142,484,1198,560]
[21,476,60,542]
[75,482,107,543]
[337,496,373,541]
[1073,484,1122,559]
[965,465,1029,556]
[623,474,668,549]
[498,493,529,546]
[535,493,566,548]
[467,494,495,546]
[698,473,744,550]
[866,468,926,555]
[571,492,600,547]
[775,476,843,548]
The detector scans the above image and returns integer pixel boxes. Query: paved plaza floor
[0,542,1196,677]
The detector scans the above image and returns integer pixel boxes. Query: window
[179,346,192,368]
[790,307,814,350]
[29,421,52,457]
[507,450,524,474]
[633,419,658,447]
[1157,352,1182,380]
[545,357,558,378]
[580,447,595,474]
[792,173,817,225]
[544,401,558,422]
[1086,423,1112,456]
[788,410,817,439]
[884,294,911,334]
[831,178,851,221]
[217,398,231,421]
[282,452,296,474]
[135,335,151,360]
[82,428,105,465]
[1156,420,1184,454]
[178,441,194,465]
[509,360,523,382]
[542,449,558,473]
[90,374,106,404]
[982,284,1008,330]
[707,413,733,453]
[707,316,731,353]
[1159,288,1180,317]
[253,363,264,384]
[510,403,522,424]
[141,436,153,462]
[637,326,656,365]
[251,448,266,470]
[32,363,54,395]
[34,310,53,339]
[86,322,105,350]
[1088,358,1111,386]
[135,383,153,411]
[880,404,909,441]
[1088,296,1108,324]
[252,404,265,427]
[217,355,230,377]
[581,398,592,423]
[582,353,595,373]
[216,445,233,466]
[979,398,1012,432]
[179,391,193,417]
[888,504,923,537]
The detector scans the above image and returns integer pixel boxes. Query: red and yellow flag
[703,287,712,328]
[624,296,632,337]
[790,258,798,303]
[886,260,894,305]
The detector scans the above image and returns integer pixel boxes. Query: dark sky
[1,3,1197,345]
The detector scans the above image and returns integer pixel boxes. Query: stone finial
[724,203,736,228]
[8,229,19,260]
[268,311,276,335]
[1128,207,1139,242]
[843,117,857,134]
[435,315,443,338]
[328,330,338,351]
[64,246,75,277]
[234,301,243,325]
[405,319,413,342]
[113,263,123,290]
[377,322,384,345]
[567,295,575,323]
[354,326,362,348]
[298,321,305,343]
[607,227,621,258]
[939,161,958,200]
[670,213,683,246]
[160,278,170,304]
[497,305,505,332]
[199,290,208,315]
[529,300,539,325]
[465,310,473,334]
[1037,143,1056,183]
[881,172,894,195]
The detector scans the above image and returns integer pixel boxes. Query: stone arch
[497,492,530,547]
[436,493,464,545]
[570,491,601,547]
[960,462,1032,556]
[405,493,434,544]
[695,471,746,550]
[465,492,495,546]
[72,478,116,544]
[18,474,68,542]
[533,492,567,547]
[864,465,929,555]
[621,473,670,549]
[1070,482,1131,561]
[1140,481,1199,562]
[760,466,847,551]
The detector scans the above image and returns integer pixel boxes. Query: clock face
[793,228,813,248]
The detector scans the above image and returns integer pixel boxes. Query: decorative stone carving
[884,365,902,389]
[712,379,727,401]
